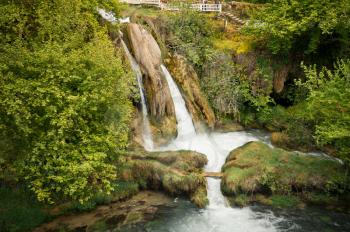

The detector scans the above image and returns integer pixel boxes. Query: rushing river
[120,39,350,232]
[151,65,285,231]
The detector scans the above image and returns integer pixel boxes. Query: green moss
[190,187,209,208]
[87,220,108,232]
[221,142,349,207]
[67,181,140,213]
[270,195,300,208]
[305,193,338,206]
[234,194,250,207]
[125,211,143,224]
[127,150,208,207]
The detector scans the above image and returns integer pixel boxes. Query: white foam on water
[98,8,130,24]
[154,64,292,232]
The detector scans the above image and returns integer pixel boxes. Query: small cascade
[161,65,196,139]
[121,40,154,151]
[158,64,285,231]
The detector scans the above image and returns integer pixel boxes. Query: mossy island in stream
[122,150,209,208]
[221,142,350,211]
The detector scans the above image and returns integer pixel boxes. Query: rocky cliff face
[165,54,216,130]
[233,52,292,95]
[126,23,176,145]
[126,23,174,118]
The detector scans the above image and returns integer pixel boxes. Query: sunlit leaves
[297,60,350,161]
[244,0,350,54]
[0,0,133,203]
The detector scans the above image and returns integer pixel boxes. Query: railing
[120,0,141,4]
[141,0,161,5]
[191,4,222,12]
[160,4,180,11]
[120,0,222,12]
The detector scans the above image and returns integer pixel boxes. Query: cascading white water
[157,64,288,232]
[121,41,154,151]
[161,65,196,139]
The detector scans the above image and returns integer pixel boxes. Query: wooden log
[203,172,223,178]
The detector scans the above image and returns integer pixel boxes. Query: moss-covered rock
[221,142,349,206]
[127,150,209,208]
[271,131,315,153]
[149,115,177,147]
[270,132,290,149]
[214,119,244,133]
[191,186,209,208]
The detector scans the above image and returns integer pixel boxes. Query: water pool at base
[119,43,350,232]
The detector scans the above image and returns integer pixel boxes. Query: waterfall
[160,65,230,208]
[121,40,154,151]
[159,64,283,231]
[161,65,196,139]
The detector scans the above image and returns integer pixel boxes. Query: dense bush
[163,11,273,121]
[0,0,133,203]
[163,10,217,70]
[297,60,350,161]
[244,0,350,60]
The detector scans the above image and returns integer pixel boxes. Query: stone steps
[219,12,245,25]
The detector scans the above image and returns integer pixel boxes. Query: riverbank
[34,191,172,232]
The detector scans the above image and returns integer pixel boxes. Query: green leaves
[0,0,133,203]
[165,10,217,69]
[244,0,350,55]
[297,60,350,161]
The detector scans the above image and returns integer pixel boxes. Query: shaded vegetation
[0,187,51,232]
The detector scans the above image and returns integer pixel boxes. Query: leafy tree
[297,60,350,161]
[201,53,273,121]
[201,53,246,118]
[0,0,133,203]
[244,0,350,58]
[163,10,217,70]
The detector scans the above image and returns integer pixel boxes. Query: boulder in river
[127,150,209,208]
[221,142,349,207]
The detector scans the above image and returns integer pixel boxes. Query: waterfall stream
[121,41,154,151]
[118,36,348,232]
[156,65,287,231]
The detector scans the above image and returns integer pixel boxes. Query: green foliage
[201,52,274,121]
[0,187,51,232]
[164,10,217,70]
[244,0,350,56]
[270,195,299,208]
[64,181,139,213]
[0,0,133,203]
[297,60,350,161]
[201,53,247,118]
